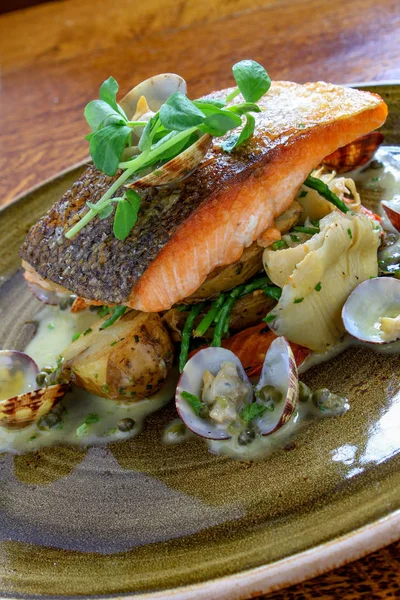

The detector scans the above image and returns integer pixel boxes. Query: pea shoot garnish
[65,60,271,242]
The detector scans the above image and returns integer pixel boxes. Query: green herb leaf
[315,282,322,292]
[241,401,267,423]
[159,92,205,131]
[149,129,197,162]
[99,204,115,219]
[232,59,271,103]
[294,297,304,304]
[194,98,226,109]
[181,391,204,416]
[72,332,81,342]
[200,109,242,136]
[113,191,141,240]
[84,100,126,133]
[222,113,256,152]
[99,76,119,111]
[84,413,100,424]
[138,114,160,153]
[89,124,131,176]
[226,102,261,115]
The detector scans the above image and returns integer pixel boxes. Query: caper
[41,366,54,375]
[199,405,210,419]
[312,388,349,416]
[299,381,312,402]
[256,385,282,404]
[35,372,47,387]
[117,418,135,432]
[237,428,256,446]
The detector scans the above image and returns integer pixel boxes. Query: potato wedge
[62,311,173,401]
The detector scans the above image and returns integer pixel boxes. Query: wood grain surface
[1,0,400,597]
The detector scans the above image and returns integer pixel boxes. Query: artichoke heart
[264,212,380,352]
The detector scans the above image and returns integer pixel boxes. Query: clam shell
[255,336,299,436]
[127,134,212,189]
[0,384,68,430]
[176,347,252,440]
[322,132,384,173]
[120,73,187,120]
[0,350,39,394]
[342,277,400,344]
[382,201,400,231]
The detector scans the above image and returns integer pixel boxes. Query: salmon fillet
[20,81,387,312]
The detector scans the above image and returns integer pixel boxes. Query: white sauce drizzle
[0,306,177,454]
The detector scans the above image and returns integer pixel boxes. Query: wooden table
[0,0,399,597]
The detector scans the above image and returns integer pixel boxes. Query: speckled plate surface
[0,83,400,599]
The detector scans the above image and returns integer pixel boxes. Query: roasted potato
[185,201,303,302]
[163,290,276,342]
[62,311,174,401]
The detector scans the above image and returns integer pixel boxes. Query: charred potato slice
[62,312,173,401]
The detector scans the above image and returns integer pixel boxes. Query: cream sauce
[0,305,177,454]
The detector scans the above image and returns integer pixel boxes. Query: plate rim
[1,79,399,599]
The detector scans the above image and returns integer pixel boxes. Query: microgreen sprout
[65,60,271,242]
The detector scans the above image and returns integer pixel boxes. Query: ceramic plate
[0,83,400,599]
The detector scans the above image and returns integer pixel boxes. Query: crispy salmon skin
[20,81,387,311]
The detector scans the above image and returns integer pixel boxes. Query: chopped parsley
[294,297,304,304]
[181,391,204,416]
[315,282,322,292]
[241,402,268,423]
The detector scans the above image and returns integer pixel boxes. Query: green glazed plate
[0,83,400,599]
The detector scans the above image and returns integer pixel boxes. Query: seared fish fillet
[20,81,387,312]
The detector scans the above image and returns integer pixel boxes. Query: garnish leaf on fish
[113,190,142,241]
[66,60,271,242]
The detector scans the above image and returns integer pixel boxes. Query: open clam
[254,336,299,436]
[0,351,68,429]
[176,347,251,440]
[176,337,299,443]
[120,73,186,121]
[342,277,400,344]
[127,133,212,189]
